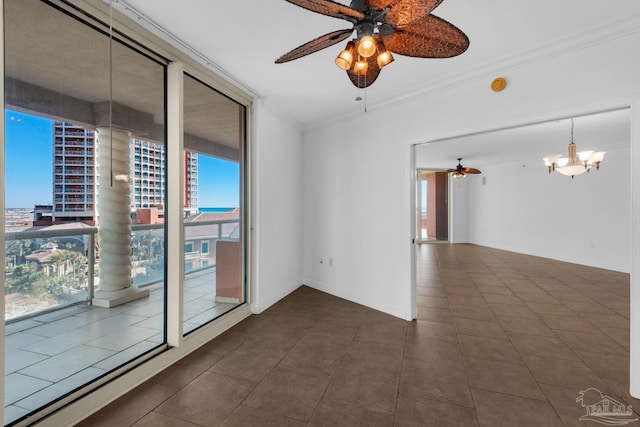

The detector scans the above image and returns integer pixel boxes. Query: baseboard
[250,278,301,314]
[303,277,413,321]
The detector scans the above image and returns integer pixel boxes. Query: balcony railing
[54,179,93,184]
[58,187,90,194]
[4,218,239,322]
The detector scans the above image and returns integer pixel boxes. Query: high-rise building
[50,123,198,225]
[132,139,199,216]
[184,151,198,216]
[52,122,97,224]
[132,139,165,209]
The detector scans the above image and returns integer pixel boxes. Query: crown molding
[309,13,640,131]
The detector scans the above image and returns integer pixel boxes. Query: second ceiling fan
[447,158,481,178]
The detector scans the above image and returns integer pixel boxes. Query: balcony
[5,219,239,321]
[58,139,90,147]
[57,178,87,184]
[62,149,88,156]
[62,130,89,137]
[60,206,90,212]
[63,169,86,175]
[59,159,86,165]
[4,219,241,425]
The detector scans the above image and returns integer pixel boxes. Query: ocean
[198,207,235,213]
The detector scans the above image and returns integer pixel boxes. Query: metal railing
[4,218,239,323]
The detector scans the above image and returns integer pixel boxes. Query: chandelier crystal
[543,119,606,179]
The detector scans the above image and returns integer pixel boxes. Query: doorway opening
[417,169,449,243]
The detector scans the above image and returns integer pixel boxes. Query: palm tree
[49,252,69,276]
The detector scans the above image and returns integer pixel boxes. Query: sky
[197,155,239,208]
[5,110,53,208]
[4,109,240,209]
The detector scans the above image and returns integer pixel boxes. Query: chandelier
[543,119,606,178]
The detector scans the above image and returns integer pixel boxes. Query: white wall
[251,102,304,313]
[469,143,630,272]
[450,176,471,243]
[301,31,640,392]
[302,119,414,320]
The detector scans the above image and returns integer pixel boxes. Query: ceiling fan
[447,158,481,178]
[275,0,469,88]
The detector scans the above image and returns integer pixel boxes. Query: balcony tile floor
[4,268,238,425]
[77,244,637,427]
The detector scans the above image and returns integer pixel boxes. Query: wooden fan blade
[462,167,481,174]
[374,0,444,28]
[285,0,364,22]
[346,55,381,88]
[275,29,353,63]
[366,0,443,16]
[381,14,469,58]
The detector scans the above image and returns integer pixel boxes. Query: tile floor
[75,243,638,426]
[5,268,238,425]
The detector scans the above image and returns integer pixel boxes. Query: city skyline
[5,110,240,209]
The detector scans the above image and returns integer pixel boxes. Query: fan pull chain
[354,67,367,113]
[364,73,367,113]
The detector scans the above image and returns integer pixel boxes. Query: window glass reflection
[4,0,166,423]
[182,75,245,334]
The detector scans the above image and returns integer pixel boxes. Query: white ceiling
[415,108,631,170]
[113,0,640,127]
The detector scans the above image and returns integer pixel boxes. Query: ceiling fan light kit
[358,37,376,57]
[335,41,356,69]
[276,0,469,89]
[375,40,394,67]
[354,58,369,75]
[543,119,606,179]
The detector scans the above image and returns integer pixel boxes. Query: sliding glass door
[182,75,246,334]
[3,0,167,424]
[3,2,250,424]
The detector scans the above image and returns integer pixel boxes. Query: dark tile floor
[77,244,638,426]
[5,269,240,425]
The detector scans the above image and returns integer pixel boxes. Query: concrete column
[92,127,148,307]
